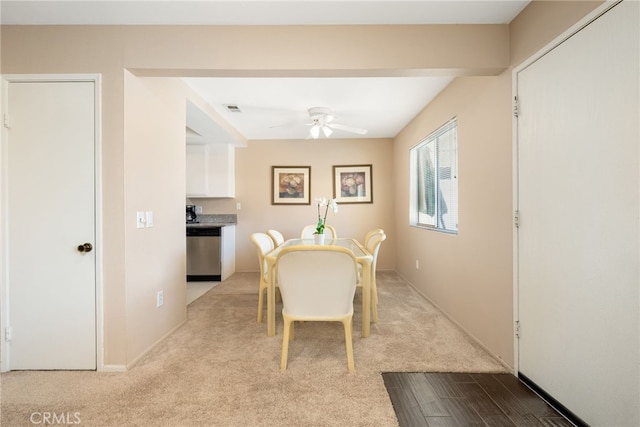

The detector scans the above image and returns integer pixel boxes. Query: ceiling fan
[278,107,367,139]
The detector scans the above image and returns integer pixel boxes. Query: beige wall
[392,0,603,369]
[124,24,509,76]
[394,74,515,366]
[0,3,601,368]
[510,0,605,66]
[193,138,395,272]
[124,73,188,365]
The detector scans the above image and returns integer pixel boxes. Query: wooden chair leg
[371,277,379,323]
[281,317,292,370]
[257,284,264,323]
[343,316,355,373]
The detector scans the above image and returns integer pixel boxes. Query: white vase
[314,234,325,245]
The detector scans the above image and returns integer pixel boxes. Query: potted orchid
[314,196,338,244]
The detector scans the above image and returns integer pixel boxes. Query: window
[410,118,458,233]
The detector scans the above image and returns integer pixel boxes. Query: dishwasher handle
[186,226,221,237]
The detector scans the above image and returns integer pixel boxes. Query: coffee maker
[186,205,198,223]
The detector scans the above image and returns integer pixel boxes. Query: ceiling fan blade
[328,122,368,135]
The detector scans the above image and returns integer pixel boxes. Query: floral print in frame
[333,164,373,204]
[272,166,311,205]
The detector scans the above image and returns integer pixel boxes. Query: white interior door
[516,2,639,425]
[6,79,97,370]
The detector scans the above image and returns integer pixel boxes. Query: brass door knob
[77,243,93,253]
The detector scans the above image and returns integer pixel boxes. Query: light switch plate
[136,211,145,229]
[156,290,163,307]
[145,211,154,228]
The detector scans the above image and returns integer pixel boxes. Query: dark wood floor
[383,372,573,427]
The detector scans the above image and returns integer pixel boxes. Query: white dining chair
[359,229,386,323]
[300,224,337,239]
[250,232,275,323]
[364,228,384,248]
[266,229,285,247]
[276,245,358,373]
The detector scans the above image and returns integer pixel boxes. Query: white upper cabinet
[185,99,240,198]
[186,143,235,198]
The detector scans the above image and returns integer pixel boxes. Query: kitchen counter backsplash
[191,214,237,226]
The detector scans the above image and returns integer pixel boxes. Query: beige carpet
[1,271,507,426]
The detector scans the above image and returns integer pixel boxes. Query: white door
[516,2,639,425]
[6,79,97,369]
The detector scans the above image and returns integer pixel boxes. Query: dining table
[264,238,374,338]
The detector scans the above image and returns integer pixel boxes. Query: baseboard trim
[518,372,588,427]
[99,318,188,372]
[395,271,513,373]
[126,318,188,371]
[102,364,127,372]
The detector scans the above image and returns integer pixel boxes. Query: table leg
[361,260,371,337]
[267,260,276,337]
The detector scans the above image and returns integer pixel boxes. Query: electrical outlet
[156,290,164,307]
[236,202,241,210]
[415,260,420,270]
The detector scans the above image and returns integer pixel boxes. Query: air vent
[224,104,242,113]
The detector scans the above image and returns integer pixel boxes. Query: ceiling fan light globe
[310,124,320,139]
[322,125,333,138]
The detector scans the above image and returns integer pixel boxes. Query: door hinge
[3,113,12,129]
[514,210,520,228]
[513,96,519,118]
[5,326,12,342]
[515,321,521,339]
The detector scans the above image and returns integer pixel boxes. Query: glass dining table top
[272,238,369,258]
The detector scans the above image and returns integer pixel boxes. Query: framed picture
[272,166,311,205]
[333,164,373,204]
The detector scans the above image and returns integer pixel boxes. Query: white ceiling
[1,1,531,26]
[183,76,456,140]
[1,0,530,141]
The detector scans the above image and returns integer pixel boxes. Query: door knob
[77,243,93,253]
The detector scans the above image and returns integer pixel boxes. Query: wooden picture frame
[272,166,311,205]
[333,164,373,204]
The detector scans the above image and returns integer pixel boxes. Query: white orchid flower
[313,196,338,234]
[314,196,328,207]
[329,198,339,214]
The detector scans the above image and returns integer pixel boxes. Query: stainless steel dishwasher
[186,226,222,281]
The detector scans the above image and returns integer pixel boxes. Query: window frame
[409,117,458,234]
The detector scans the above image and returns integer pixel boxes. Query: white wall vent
[224,104,242,113]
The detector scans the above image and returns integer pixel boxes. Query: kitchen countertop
[187,213,237,228]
